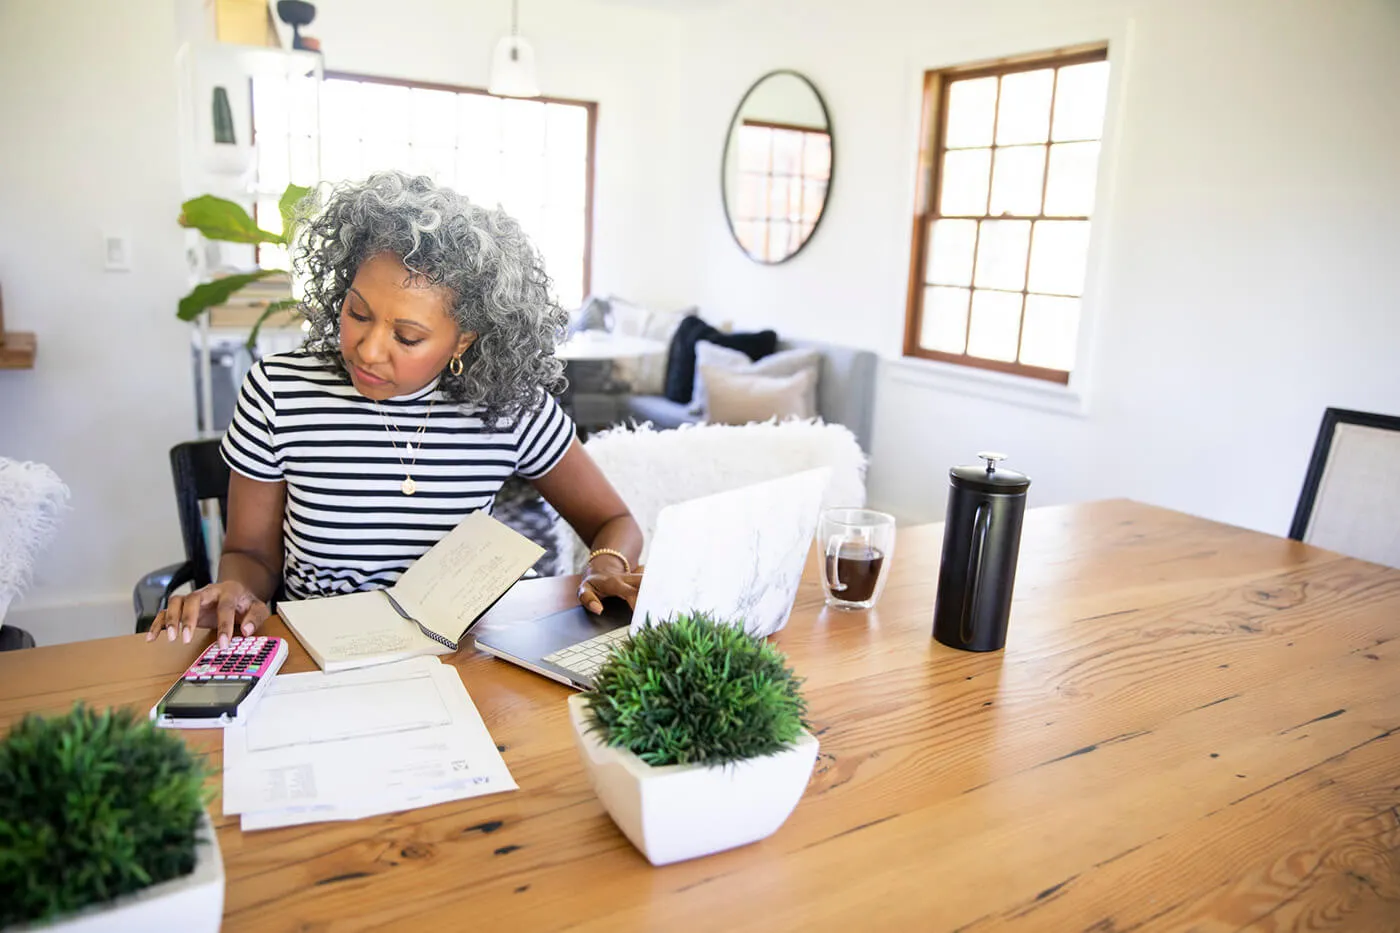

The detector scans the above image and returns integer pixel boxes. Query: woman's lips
[351,363,389,386]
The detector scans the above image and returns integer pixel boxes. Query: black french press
[932,452,1031,653]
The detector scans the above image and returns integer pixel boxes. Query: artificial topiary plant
[0,703,214,927]
[177,181,312,349]
[584,611,808,767]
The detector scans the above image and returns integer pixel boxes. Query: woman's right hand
[145,581,271,649]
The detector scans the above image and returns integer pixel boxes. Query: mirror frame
[720,69,835,266]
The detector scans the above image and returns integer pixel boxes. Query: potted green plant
[0,704,222,932]
[567,612,819,866]
[177,182,311,350]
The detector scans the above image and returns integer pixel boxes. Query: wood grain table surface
[2,499,1397,932]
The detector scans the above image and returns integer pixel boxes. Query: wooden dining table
[2,499,1398,931]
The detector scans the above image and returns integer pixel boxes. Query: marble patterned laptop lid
[630,467,832,638]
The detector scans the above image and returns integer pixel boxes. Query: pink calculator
[150,635,288,729]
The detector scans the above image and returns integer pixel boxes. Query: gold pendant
[401,477,417,496]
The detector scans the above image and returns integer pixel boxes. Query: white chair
[0,457,70,647]
[1289,408,1400,568]
[553,418,867,574]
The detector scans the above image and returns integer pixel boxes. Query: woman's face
[339,252,476,400]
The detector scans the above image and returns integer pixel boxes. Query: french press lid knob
[950,451,1030,494]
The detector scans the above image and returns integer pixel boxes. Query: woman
[147,171,642,647]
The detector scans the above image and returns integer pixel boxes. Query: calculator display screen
[167,680,251,707]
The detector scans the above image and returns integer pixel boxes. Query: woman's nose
[357,324,391,362]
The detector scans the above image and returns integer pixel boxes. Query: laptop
[474,467,831,689]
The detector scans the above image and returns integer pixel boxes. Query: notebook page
[278,590,448,671]
[392,511,545,643]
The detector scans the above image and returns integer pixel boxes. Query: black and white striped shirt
[220,350,574,600]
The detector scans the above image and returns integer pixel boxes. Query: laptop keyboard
[543,628,631,679]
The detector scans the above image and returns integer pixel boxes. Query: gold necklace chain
[375,398,436,496]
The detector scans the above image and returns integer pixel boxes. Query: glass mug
[818,508,896,610]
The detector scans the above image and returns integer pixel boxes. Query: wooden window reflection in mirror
[904,46,1109,383]
[732,121,831,264]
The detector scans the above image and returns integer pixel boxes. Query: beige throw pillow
[691,341,822,415]
[701,365,819,426]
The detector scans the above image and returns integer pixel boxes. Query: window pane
[410,88,458,147]
[362,138,409,176]
[920,287,970,353]
[1027,220,1091,296]
[320,79,360,143]
[501,98,546,155]
[767,176,791,218]
[973,220,1030,291]
[802,180,827,222]
[772,130,803,175]
[410,145,456,186]
[925,219,977,287]
[939,148,991,216]
[804,133,831,180]
[966,290,1023,361]
[996,68,1053,145]
[288,133,317,185]
[945,77,997,149]
[787,177,805,219]
[1019,295,1079,370]
[737,173,765,219]
[767,221,792,261]
[735,221,761,256]
[1043,142,1100,217]
[989,145,1045,216]
[739,126,771,172]
[359,83,410,144]
[320,138,362,185]
[458,94,502,149]
[1052,60,1110,142]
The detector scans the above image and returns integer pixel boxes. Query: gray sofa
[575,338,878,452]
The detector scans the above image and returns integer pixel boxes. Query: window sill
[885,355,1088,418]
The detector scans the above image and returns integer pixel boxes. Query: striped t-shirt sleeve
[221,361,283,482]
[515,392,576,479]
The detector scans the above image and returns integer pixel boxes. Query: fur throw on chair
[0,458,70,623]
[554,418,866,574]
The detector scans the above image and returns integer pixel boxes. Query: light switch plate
[104,233,132,272]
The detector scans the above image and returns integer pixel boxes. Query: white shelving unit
[174,37,322,437]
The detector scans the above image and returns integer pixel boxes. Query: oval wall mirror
[721,70,834,265]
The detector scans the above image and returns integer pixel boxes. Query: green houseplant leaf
[584,612,808,768]
[0,703,213,927]
[245,298,302,351]
[179,194,284,245]
[177,269,283,322]
[278,183,313,239]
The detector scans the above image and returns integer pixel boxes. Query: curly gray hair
[294,171,567,426]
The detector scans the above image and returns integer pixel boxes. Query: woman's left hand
[579,567,643,614]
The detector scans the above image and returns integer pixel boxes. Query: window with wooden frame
[252,72,596,310]
[904,47,1109,383]
[732,120,832,263]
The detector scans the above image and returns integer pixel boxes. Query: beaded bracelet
[586,547,632,574]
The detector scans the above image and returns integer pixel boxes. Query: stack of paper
[223,657,515,831]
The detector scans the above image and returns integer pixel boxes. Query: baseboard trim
[4,595,133,647]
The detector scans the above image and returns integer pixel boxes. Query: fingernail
[219,634,229,650]
[145,632,153,641]
[182,629,191,644]
[167,627,175,641]
[243,623,254,635]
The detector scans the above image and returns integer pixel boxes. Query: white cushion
[607,297,691,396]
[552,420,866,574]
[690,341,822,415]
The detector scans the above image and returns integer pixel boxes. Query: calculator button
[212,674,227,680]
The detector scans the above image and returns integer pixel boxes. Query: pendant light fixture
[488,0,540,98]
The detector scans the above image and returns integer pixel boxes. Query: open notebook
[277,511,544,672]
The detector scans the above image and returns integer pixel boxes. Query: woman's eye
[396,334,424,347]
[345,308,370,322]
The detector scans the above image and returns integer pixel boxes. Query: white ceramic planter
[8,812,224,933]
[568,694,819,866]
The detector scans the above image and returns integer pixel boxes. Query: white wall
[666,0,1400,531]
[0,1,193,644]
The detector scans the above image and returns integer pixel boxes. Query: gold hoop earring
[448,355,464,377]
